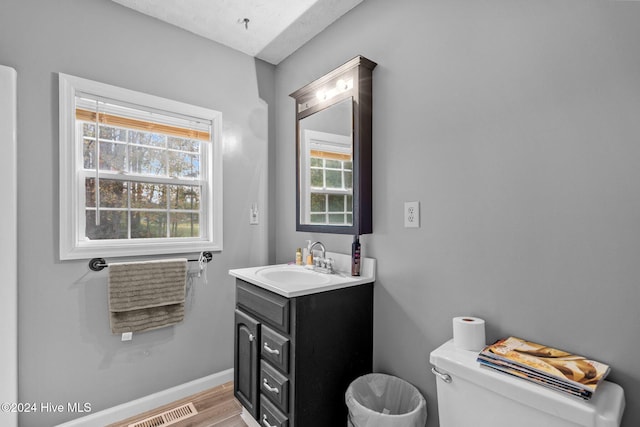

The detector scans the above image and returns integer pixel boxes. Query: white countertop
[229,252,376,298]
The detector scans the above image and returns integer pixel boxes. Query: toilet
[430,340,625,427]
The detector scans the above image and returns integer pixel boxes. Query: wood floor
[107,381,251,427]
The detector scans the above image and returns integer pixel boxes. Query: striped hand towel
[108,258,187,334]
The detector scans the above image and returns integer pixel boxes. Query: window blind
[310,150,352,161]
[75,94,211,141]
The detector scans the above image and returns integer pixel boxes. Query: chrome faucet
[309,241,333,273]
[309,241,326,260]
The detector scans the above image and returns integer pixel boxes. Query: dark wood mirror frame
[290,55,377,235]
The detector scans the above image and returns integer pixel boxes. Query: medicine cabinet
[290,56,376,235]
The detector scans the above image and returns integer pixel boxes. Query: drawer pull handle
[263,378,280,394]
[262,415,276,427]
[263,343,280,355]
[248,333,255,342]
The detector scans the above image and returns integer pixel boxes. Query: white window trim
[59,73,223,260]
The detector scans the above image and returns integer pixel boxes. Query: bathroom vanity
[229,254,375,426]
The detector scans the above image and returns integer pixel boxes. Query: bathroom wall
[275,1,640,426]
[3,0,639,426]
[0,0,271,425]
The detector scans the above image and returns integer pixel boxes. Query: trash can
[345,373,427,427]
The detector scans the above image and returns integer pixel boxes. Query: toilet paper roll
[452,316,486,351]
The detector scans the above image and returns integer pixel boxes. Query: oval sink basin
[256,266,331,286]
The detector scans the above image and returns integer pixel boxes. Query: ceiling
[111,0,364,65]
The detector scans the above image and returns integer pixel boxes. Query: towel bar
[89,251,213,272]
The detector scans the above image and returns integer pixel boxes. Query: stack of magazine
[477,337,610,400]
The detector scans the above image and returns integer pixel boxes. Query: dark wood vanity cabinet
[233,279,374,426]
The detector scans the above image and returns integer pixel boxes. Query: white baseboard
[241,409,261,427]
[55,369,233,427]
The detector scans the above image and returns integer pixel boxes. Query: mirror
[291,56,376,235]
[299,98,353,227]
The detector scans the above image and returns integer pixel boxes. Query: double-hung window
[309,151,353,225]
[300,130,353,226]
[59,74,222,260]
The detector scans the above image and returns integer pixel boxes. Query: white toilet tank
[430,340,625,427]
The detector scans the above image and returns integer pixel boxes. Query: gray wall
[2,0,639,426]
[275,1,640,426]
[0,0,272,425]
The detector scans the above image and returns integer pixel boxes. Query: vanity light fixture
[315,78,354,102]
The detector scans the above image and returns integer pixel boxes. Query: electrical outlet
[404,201,420,228]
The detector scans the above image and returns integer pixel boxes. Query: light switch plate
[250,203,259,225]
[404,201,420,228]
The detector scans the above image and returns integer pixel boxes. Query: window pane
[310,158,322,167]
[86,179,128,208]
[86,178,129,208]
[130,183,166,209]
[129,146,166,175]
[170,185,200,210]
[326,159,341,169]
[169,151,200,178]
[99,126,127,142]
[310,169,324,187]
[83,139,95,169]
[101,180,128,208]
[85,178,95,207]
[86,210,128,240]
[344,171,353,190]
[83,123,96,138]
[310,214,326,224]
[328,214,345,224]
[99,141,127,172]
[346,194,353,210]
[328,194,345,212]
[168,136,200,152]
[325,170,343,189]
[310,193,326,212]
[344,161,353,170]
[170,213,200,237]
[128,130,165,147]
[131,212,167,238]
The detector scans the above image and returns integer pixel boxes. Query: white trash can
[345,373,427,427]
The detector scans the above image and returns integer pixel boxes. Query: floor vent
[128,402,198,427]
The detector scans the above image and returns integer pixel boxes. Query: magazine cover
[477,358,593,399]
[478,337,610,394]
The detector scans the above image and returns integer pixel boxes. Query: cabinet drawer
[260,395,289,427]
[237,280,290,333]
[262,325,290,374]
[260,360,289,413]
